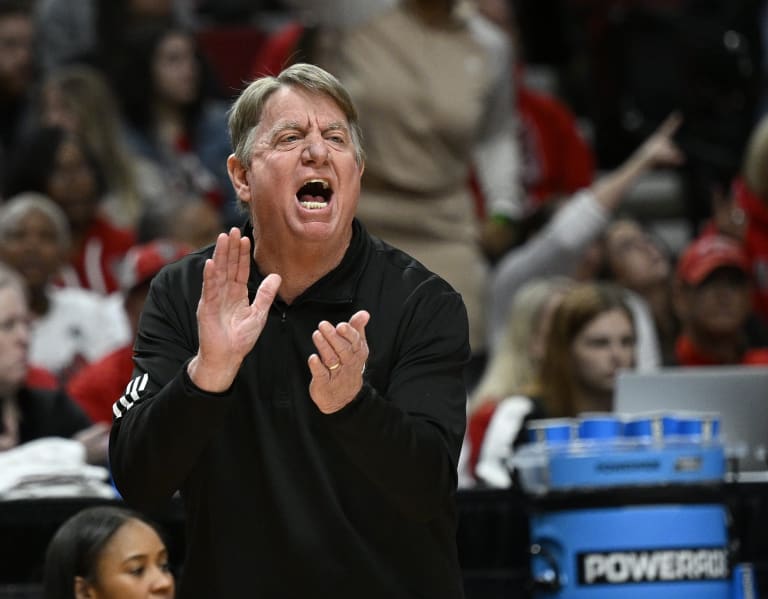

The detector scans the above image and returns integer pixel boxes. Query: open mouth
[296,179,332,209]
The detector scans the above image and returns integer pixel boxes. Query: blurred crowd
[1,0,768,535]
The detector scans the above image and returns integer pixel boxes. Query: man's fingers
[200,258,218,305]
[211,232,228,269]
[348,310,370,338]
[307,353,328,378]
[312,329,338,368]
[236,236,251,283]
[226,227,241,282]
[253,273,281,311]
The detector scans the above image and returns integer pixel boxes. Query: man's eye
[327,135,345,144]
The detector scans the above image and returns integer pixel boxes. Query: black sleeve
[108,269,235,510]
[324,277,470,522]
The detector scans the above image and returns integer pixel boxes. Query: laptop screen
[614,366,768,473]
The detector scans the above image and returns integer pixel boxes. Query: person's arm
[487,191,608,349]
[110,230,280,509]
[320,279,470,522]
[108,274,232,508]
[590,113,684,213]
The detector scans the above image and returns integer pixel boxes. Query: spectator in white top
[0,193,130,384]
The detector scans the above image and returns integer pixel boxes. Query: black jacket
[110,220,470,598]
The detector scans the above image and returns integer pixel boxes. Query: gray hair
[228,63,365,170]
[0,193,71,249]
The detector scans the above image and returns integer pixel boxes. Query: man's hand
[308,310,370,413]
[188,228,281,392]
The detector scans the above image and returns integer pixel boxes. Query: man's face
[0,13,34,97]
[685,268,752,336]
[234,86,363,250]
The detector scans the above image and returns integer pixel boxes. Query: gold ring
[328,362,341,371]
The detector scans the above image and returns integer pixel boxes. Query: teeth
[304,179,329,189]
[300,201,327,209]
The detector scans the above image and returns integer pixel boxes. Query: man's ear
[74,575,94,599]
[227,154,252,206]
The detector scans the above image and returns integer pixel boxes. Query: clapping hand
[189,228,281,392]
[308,310,370,414]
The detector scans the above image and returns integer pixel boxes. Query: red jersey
[59,216,136,295]
[675,334,768,367]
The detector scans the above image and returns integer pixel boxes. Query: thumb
[253,273,282,310]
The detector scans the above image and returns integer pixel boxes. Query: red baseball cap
[120,239,191,292]
[676,235,749,286]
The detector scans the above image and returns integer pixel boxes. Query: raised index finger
[656,112,683,139]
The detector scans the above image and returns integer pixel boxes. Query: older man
[110,63,470,598]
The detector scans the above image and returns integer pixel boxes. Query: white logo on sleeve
[112,373,150,419]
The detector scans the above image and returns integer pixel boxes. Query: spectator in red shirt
[67,239,190,424]
[673,235,768,366]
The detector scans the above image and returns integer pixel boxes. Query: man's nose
[302,137,330,164]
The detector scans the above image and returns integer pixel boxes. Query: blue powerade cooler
[512,411,758,599]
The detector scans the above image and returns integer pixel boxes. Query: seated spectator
[0,193,130,383]
[465,276,572,482]
[4,125,136,294]
[476,282,636,487]
[0,261,107,463]
[673,234,768,366]
[109,21,237,227]
[599,218,679,365]
[38,64,167,229]
[67,239,190,424]
[43,505,175,599]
